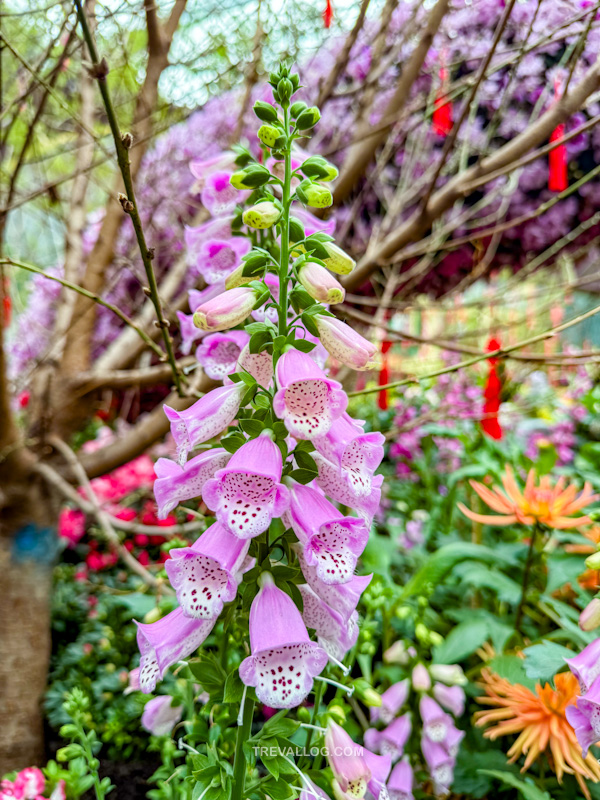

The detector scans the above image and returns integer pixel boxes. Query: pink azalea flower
[164,382,246,464]
[196,330,250,381]
[202,436,290,539]
[313,452,383,523]
[193,286,260,332]
[313,413,384,499]
[239,572,328,708]
[420,696,454,743]
[274,349,347,439]
[153,448,230,518]
[299,583,358,661]
[371,679,410,724]
[200,171,244,216]
[58,507,86,546]
[195,238,251,284]
[165,521,249,618]
[565,639,600,692]
[13,768,44,800]
[236,344,274,387]
[136,607,217,693]
[141,695,183,736]
[388,759,414,800]
[433,683,465,717]
[364,714,412,762]
[288,483,369,584]
[314,315,378,371]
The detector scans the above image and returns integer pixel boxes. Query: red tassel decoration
[1,276,11,328]
[323,0,333,28]
[481,336,503,440]
[549,78,568,192]
[432,66,453,137]
[378,340,393,411]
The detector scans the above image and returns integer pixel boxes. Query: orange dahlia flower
[458,465,597,529]
[475,668,600,798]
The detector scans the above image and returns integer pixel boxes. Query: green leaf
[240,418,264,437]
[224,668,245,704]
[291,338,316,353]
[488,655,536,691]
[189,653,227,698]
[221,431,247,454]
[545,552,586,594]
[262,778,296,799]
[301,312,319,337]
[433,618,490,664]
[250,330,272,355]
[522,641,575,683]
[261,710,301,738]
[288,468,317,484]
[294,450,317,472]
[453,561,522,605]
[478,770,552,800]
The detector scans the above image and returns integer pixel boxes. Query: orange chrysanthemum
[458,465,598,529]
[475,669,600,798]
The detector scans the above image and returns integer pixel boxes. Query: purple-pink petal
[154,448,230,518]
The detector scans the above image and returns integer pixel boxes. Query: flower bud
[352,679,382,707]
[277,78,293,104]
[586,551,600,570]
[290,100,307,118]
[314,314,378,371]
[296,106,321,130]
[302,155,339,181]
[257,124,281,148]
[230,163,271,190]
[580,598,600,631]
[243,201,282,229]
[327,704,347,724]
[428,664,467,686]
[384,640,413,665]
[412,663,432,691]
[224,265,250,290]
[253,100,278,122]
[322,242,356,275]
[297,181,332,209]
[143,606,162,624]
[298,261,345,304]
[429,631,443,647]
[193,286,259,332]
[415,623,429,642]
[289,216,306,243]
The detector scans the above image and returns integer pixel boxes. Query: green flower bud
[352,679,382,707]
[321,241,356,275]
[301,155,339,181]
[290,100,307,118]
[327,704,346,724]
[586,551,600,569]
[289,216,305,243]
[296,106,321,130]
[143,606,162,624]
[429,631,443,647]
[243,201,281,229]
[253,100,278,122]
[300,182,332,209]
[257,124,281,148]
[230,163,270,190]
[415,622,429,642]
[277,78,294,104]
[225,265,249,290]
[296,706,312,723]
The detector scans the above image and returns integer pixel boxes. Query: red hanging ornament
[323,0,333,28]
[549,78,568,192]
[432,65,453,137]
[378,340,393,411]
[1,276,11,328]
[481,336,503,440]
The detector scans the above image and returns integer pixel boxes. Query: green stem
[277,106,292,338]
[78,720,105,800]
[231,697,254,800]
[299,679,325,769]
[515,524,540,633]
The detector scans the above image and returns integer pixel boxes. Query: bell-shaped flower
[164,382,246,464]
[297,259,345,303]
[388,759,414,800]
[371,679,410,724]
[384,641,416,666]
[243,201,282,229]
[313,452,383,523]
[566,674,600,756]
[300,779,330,800]
[201,171,245,216]
[310,242,355,276]
[433,683,465,717]
[193,286,259,333]
[274,349,348,439]
[412,663,432,692]
[420,696,454,743]
[299,583,358,661]
[314,315,378,371]
[203,435,290,539]
[141,695,183,736]
[178,285,225,353]
[239,572,328,708]
[166,521,249,618]
[420,736,455,795]
[291,205,336,238]
[326,720,371,799]
[190,152,236,189]
[252,273,280,325]
[154,448,230,518]
[429,664,467,686]
[444,725,465,758]
[362,749,392,800]
[196,330,250,381]
[237,343,274,387]
[296,545,372,622]
[136,608,217,693]
[195,237,252,285]
[565,639,600,692]
[288,483,369,584]
[314,413,384,499]
[364,714,412,762]
[185,217,233,261]
[579,598,600,631]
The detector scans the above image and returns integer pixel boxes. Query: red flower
[432,66,453,136]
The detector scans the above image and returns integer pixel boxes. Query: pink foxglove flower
[296,545,372,622]
[185,217,234,263]
[154,449,230,518]
[141,695,183,736]
[412,663,432,692]
[239,573,328,708]
[444,725,465,758]
[274,349,347,439]
[566,674,600,756]
[237,343,274,387]
[136,608,216,693]
[13,769,45,800]
[362,749,392,800]
[313,452,383,523]
[288,483,369,584]
[314,413,384,499]
[193,286,260,333]
[420,696,454,743]
[196,238,251,285]
[299,583,358,661]
[164,382,246,464]
[420,736,455,795]
[190,152,236,188]
[124,667,140,695]
[196,330,250,381]
[371,679,410,724]
[298,261,345,304]
[201,170,244,216]
[291,205,336,237]
[433,683,465,717]
[203,436,290,539]
[176,310,207,355]
[579,598,600,631]
[565,639,600,692]
[388,759,414,800]
[166,522,249,618]
[314,315,378,371]
[364,714,412,761]
[326,720,371,799]
[300,778,330,800]
[252,273,280,325]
